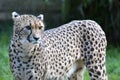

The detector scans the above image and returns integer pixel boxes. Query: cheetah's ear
[12,12,20,19]
[37,14,44,20]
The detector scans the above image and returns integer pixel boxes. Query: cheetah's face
[12,12,45,44]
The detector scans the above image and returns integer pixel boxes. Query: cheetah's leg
[85,53,108,80]
[70,67,85,80]
[68,60,85,80]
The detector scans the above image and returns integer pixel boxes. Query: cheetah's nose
[33,36,39,41]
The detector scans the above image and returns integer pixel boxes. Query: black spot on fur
[97,71,101,76]
[28,75,33,80]
[91,48,94,51]
[90,69,94,73]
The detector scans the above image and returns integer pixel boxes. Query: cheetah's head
[12,12,45,44]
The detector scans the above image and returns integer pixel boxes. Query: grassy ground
[0,23,120,80]
[0,22,13,80]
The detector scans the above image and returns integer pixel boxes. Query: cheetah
[9,12,108,80]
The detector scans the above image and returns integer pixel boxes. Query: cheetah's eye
[25,26,31,30]
[39,26,42,29]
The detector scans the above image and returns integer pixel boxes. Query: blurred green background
[0,0,120,80]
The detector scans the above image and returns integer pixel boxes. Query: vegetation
[0,23,120,80]
[0,22,13,80]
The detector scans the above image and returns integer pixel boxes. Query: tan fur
[9,13,108,80]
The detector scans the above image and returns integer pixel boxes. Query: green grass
[0,22,13,80]
[0,45,13,80]
[106,46,120,80]
[0,23,120,80]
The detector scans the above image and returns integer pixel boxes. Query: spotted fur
[9,12,108,80]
